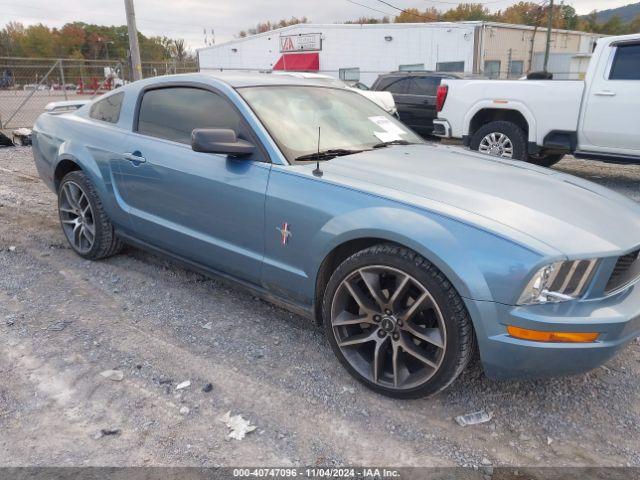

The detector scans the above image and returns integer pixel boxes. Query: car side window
[382,78,409,94]
[137,87,243,144]
[407,77,440,96]
[609,43,640,80]
[89,92,124,123]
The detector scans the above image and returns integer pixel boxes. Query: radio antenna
[313,125,323,177]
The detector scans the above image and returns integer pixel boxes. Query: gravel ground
[0,147,639,469]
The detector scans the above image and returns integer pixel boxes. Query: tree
[559,5,578,30]
[599,15,626,35]
[629,14,640,34]
[394,8,438,23]
[57,23,85,57]
[579,11,599,32]
[440,4,493,21]
[500,2,544,26]
[345,16,390,24]
[241,16,308,36]
[0,21,189,63]
[172,39,187,62]
[20,24,55,57]
[0,21,25,56]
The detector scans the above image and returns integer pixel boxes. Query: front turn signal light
[507,326,599,343]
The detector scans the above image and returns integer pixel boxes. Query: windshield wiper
[372,139,416,148]
[295,149,365,162]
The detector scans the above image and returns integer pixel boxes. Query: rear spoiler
[44,100,90,113]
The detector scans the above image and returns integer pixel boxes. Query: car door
[378,77,412,120]
[399,76,441,136]
[579,41,640,156]
[115,85,270,284]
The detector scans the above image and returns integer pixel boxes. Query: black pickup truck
[372,71,460,138]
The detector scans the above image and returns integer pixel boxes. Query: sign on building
[280,33,322,53]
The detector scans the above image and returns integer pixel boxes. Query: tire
[322,243,475,399]
[58,170,123,260]
[470,120,527,161]
[527,153,564,168]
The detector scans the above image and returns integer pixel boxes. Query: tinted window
[89,92,124,123]
[407,77,440,95]
[372,76,395,91]
[381,78,410,94]
[137,87,242,144]
[609,44,640,80]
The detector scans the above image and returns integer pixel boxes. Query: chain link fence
[1,55,582,135]
[0,57,198,133]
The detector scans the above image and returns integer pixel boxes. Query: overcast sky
[2,0,634,50]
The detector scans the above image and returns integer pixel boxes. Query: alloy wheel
[330,266,447,390]
[59,181,96,253]
[478,132,514,158]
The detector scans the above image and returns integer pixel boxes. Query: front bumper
[465,281,640,379]
[432,119,451,138]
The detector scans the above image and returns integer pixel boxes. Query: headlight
[517,259,599,305]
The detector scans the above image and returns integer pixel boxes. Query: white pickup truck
[433,33,640,167]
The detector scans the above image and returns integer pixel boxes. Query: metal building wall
[198,23,477,86]
[480,24,600,78]
[198,22,603,84]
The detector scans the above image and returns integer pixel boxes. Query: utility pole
[527,3,546,73]
[124,0,143,81]
[543,0,554,72]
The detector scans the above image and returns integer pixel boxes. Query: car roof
[271,72,334,80]
[378,71,461,78]
[129,71,341,89]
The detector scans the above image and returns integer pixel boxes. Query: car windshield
[239,86,423,163]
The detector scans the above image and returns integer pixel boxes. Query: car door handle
[123,152,147,163]
[594,90,616,96]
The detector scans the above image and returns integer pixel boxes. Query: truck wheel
[322,244,475,399]
[58,171,123,260]
[527,153,564,168]
[470,121,527,161]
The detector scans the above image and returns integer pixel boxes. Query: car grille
[605,249,640,294]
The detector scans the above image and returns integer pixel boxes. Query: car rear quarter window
[89,92,124,123]
[136,87,242,144]
[609,43,640,80]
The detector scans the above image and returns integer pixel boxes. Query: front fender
[309,205,542,305]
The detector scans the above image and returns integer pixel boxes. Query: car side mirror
[191,128,255,157]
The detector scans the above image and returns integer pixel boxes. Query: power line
[376,0,439,20]
[423,0,516,5]
[346,0,396,17]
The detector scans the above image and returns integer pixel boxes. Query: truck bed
[439,79,585,146]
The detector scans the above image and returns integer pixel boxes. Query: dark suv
[372,71,460,137]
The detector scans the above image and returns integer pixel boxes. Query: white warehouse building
[198,22,602,86]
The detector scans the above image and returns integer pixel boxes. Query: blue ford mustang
[32,73,640,398]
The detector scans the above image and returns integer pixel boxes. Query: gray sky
[2,0,633,50]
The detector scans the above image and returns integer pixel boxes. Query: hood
[315,144,640,257]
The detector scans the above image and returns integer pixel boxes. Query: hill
[592,2,640,23]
